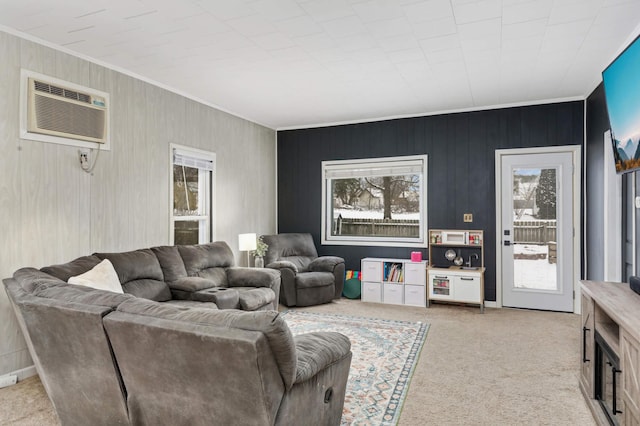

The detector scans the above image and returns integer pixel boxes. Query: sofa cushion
[294,332,352,383]
[162,300,219,310]
[262,234,318,272]
[151,245,188,282]
[234,287,276,311]
[169,277,217,292]
[295,272,334,289]
[40,255,102,282]
[192,287,239,309]
[68,259,123,294]
[95,249,171,302]
[13,268,66,293]
[178,242,234,285]
[95,249,164,282]
[116,298,297,389]
[33,283,133,308]
[227,267,280,288]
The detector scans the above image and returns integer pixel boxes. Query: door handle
[612,366,622,415]
[504,241,511,246]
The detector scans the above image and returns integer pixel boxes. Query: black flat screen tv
[602,34,640,174]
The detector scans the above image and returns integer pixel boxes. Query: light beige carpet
[0,299,595,425]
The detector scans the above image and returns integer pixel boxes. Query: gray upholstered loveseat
[3,242,353,425]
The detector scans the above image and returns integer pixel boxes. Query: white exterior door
[499,150,576,312]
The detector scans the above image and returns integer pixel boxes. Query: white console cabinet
[361,258,427,307]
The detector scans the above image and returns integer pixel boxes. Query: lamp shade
[238,233,257,251]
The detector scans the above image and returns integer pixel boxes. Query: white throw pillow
[68,259,124,294]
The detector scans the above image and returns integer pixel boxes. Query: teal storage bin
[343,278,361,299]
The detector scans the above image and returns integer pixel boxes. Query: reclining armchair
[261,233,345,307]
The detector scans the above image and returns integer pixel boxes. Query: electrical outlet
[0,374,17,389]
[78,150,90,171]
[463,213,473,222]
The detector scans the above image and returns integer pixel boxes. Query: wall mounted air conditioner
[21,70,110,150]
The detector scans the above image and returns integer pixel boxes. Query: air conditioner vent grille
[33,80,91,104]
[26,76,108,144]
[34,95,105,140]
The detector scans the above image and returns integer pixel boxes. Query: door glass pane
[173,165,200,216]
[512,168,558,291]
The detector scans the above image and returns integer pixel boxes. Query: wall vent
[26,76,108,144]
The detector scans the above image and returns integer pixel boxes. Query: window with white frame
[170,144,215,245]
[322,155,428,247]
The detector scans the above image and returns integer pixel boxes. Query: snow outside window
[170,145,216,245]
[321,155,428,247]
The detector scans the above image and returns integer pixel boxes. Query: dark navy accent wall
[277,101,584,302]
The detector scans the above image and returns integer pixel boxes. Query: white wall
[0,31,277,376]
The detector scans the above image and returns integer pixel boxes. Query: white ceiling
[2,0,640,129]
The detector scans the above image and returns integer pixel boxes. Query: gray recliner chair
[261,233,345,307]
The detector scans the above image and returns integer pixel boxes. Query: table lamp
[238,233,257,267]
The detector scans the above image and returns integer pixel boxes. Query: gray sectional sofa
[3,241,353,425]
[37,241,281,311]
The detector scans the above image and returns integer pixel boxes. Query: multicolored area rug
[282,311,429,425]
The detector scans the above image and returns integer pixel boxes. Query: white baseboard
[484,301,498,308]
[10,365,37,382]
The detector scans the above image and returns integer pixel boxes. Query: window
[321,155,428,247]
[170,144,215,245]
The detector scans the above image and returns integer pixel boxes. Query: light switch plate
[463,213,473,222]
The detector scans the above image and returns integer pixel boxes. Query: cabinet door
[361,261,382,282]
[404,262,426,285]
[621,330,640,421]
[361,282,382,303]
[580,293,595,396]
[405,284,426,307]
[429,272,452,300]
[454,275,480,303]
[383,283,404,305]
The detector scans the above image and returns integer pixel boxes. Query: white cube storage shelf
[361,258,427,307]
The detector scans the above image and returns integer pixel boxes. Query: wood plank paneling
[0,31,276,375]
[277,102,585,302]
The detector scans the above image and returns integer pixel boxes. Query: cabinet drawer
[404,284,426,307]
[383,283,404,305]
[361,261,382,282]
[455,275,481,302]
[404,262,426,285]
[361,282,382,303]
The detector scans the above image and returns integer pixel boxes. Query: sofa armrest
[266,260,298,274]
[294,332,351,383]
[308,256,344,273]
[226,267,280,289]
[266,261,296,306]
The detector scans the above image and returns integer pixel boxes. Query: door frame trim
[494,145,582,313]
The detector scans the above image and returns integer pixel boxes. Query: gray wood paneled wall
[0,31,277,376]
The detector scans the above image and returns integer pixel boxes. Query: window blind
[324,159,423,179]
[173,148,215,171]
